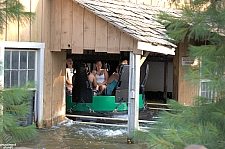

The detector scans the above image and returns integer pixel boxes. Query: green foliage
[136,0,225,148]
[0,84,37,143]
[136,100,225,149]
[0,0,35,34]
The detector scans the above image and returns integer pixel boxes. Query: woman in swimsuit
[95,61,108,95]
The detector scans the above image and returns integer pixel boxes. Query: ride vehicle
[66,62,149,116]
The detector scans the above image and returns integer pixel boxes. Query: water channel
[17,118,148,149]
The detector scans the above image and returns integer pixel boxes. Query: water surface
[18,119,148,149]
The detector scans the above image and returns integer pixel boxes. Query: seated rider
[121,60,128,65]
[104,65,120,96]
[66,58,74,95]
[95,61,108,95]
[88,69,97,90]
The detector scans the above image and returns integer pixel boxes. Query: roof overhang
[73,0,178,55]
[137,41,175,55]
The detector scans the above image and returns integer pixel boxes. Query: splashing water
[17,118,148,149]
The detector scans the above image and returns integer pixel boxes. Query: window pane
[20,51,27,69]
[20,70,27,86]
[4,70,10,88]
[4,51,10,69]
[12,51,19,69]
[11,70,18,87]
[28,70,35,82]
[28,51,35,69]
[201,92,205,97]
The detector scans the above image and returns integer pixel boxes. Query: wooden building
[0,0,199,128]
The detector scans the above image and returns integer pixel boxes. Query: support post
[163,56,168,100]
[127,52,141,144]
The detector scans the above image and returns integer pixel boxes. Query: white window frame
[198,56,215,101]
[0,41,44,125]
[199,79,212,98]
[4,49,37,88]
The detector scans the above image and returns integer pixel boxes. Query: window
[200,81,212,98]
[4,50,36,88]
[0,41,44,126]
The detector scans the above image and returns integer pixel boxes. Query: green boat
[66,63,149,116]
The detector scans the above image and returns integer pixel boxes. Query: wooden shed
[0,0,198,128]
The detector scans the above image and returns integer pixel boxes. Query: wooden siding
[51,0,139,54]
[31,0,42,42]
[0,0,189,41]
[19,0,31,41]
[95,16,108,52]
[42,0,53,124]
[83,9,96,50]
[107,24,120,54]
[51,51,66,121]
[72,2,84,54]
[176,40,199,106]
[120,32,133,52]
[0,0,67,127]
[51,0,62,51]
[61,0,73,50]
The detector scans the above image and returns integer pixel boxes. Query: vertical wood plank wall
[51,0,62,51]
[95,16,108,52]
[175,40,199,106]
[51,1,136,53]
[72,2,84,54]
[83,9,96,50]
[0,0,189,41]
[61,0,73,50]
[0,0,66,127]
[20,0,31,41]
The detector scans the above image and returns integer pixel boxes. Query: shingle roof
[73,0,179,49]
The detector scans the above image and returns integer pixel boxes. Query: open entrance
[65,50,173,117]
[142,54,174,103]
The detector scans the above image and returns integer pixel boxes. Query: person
[104,65,120,96]
[121,60,128,65]
[66,58,74,95]
[91,69,96,76]
[88,69,97,90]
[95,61,108,95]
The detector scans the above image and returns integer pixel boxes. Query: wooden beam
[163,56,168,99]
[140,51,150,66]
[137,41,175,55]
